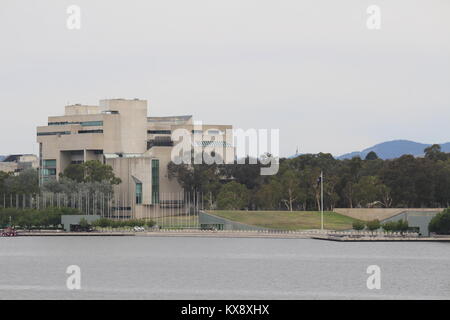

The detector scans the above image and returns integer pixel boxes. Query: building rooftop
[147,115,192,125]
[2,154,36,162]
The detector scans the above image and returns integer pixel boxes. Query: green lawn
[153,215,199,229]
[207,210,360,231]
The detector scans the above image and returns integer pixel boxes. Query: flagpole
[321,171,324,231]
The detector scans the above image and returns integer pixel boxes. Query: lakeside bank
[7,229,450,241]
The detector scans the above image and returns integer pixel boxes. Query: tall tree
[365,151,379,161]
[424,144,447,161]
[61,160,121,185]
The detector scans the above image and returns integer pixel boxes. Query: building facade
[0,154,39,174]
[37,98,234,218]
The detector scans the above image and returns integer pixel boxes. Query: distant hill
[337,140,450,160]
[287,152,303,159]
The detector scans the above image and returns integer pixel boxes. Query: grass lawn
[153,215,199,229]
[207,210,360,231]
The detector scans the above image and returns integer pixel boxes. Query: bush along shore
[0,207,156,232]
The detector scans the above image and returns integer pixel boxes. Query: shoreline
[5,230,450,241]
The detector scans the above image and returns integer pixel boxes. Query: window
[102,110,119,115]
[78,129,103,134]
[147,130,171,134]
[192,130,203,134]
[43,160,56,168]
[37,131,70,136]
[152,159,159,204]
[207,130,221,135]
[48,121,69,126]
[147,137,173,149]
[81,121,103,127]
[135,183,143,204]
[42,168,56,176]
[47,121,103,126]
[42,159,57,179]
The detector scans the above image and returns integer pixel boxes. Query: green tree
[61,161,121,185]
[167,153,221,194]
[429,209,450,235]
[279,169,301,211]
[83,161,121,184]
[61,164,85,183]
[255,180,282,210]
[353,176,389,208]
[365,151,379,161]
[424,144,447,161]
[216,182,249,210]
[5,169,39,194]
[0,171,12,194]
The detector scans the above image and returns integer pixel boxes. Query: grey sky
[0,0,449,157]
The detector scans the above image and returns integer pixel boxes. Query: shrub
[92,217,111,228]
[93,218,151,228]
[352,220,365,231]
[396,220,409,233]
[366,219,381,231]
[429,209,450,235]
[382,221,397,232]
[0,207,81,229]
[145,220,156,228]
[79,218,91,231]
[382,220,409,233]
[111,220,125,228]
[126,219,145,227]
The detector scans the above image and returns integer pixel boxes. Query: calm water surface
[1,236,449,299]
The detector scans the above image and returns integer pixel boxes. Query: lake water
[1,236,450,299]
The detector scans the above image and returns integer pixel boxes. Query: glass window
[81,121,103,127]
[152,159,159,204]
[43,159,56,168]
[147,130,171,134]
[48,121,69,126]
[37,131,70,136]
[135,183,143,204]
[42,168,56,176]
[78,129,103,134]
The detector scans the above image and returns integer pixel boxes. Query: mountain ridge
[337,140,450,160]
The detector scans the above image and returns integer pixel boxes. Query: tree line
[168,144,450,210]
[2,145,450,212]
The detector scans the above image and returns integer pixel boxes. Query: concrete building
[0,154,39,174]
[37,98,234,218]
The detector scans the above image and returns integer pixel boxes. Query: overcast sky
[0,0,449,157]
